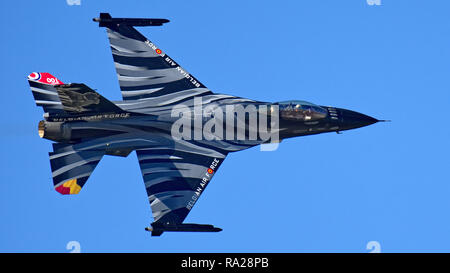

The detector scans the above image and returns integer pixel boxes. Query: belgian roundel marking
[155,49,162,54]
[28,72,40,81]
[207,168,214,174]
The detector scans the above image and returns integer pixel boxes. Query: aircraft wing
[97,13,213,101]
[136,141,227,228]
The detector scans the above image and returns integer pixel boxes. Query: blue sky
[1,0,450,252]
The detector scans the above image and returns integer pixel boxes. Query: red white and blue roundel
[28,72,41,81]
[27,72,64,85]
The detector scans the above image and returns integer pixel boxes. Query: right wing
[136,142,227,226]
[97,13,213,101]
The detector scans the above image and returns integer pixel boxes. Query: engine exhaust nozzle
[37,120,67,142]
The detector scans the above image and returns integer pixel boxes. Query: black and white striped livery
[28,13,381,236]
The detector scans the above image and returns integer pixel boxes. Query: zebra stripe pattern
[28,80,64,114]
[136,145,227,224]
[106,24,213,101]
[50,143,104,195]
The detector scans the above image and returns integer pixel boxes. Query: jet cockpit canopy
[275,100,328,121]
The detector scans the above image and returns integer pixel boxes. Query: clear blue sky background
[1,0,449,253]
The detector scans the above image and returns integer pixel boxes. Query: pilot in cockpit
[276,100,327,121]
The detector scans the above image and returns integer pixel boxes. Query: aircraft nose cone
[339,109,378,130]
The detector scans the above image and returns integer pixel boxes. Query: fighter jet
[28,13,382,236]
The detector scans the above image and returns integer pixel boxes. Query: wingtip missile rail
[93,13,169,27]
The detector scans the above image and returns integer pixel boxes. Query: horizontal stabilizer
[27,72,65,114]
[50,143,104,195]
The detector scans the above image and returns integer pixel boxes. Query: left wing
[136,144,227,231]
[96,13,213,101]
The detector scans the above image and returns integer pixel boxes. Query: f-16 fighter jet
[28,13,382,236]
